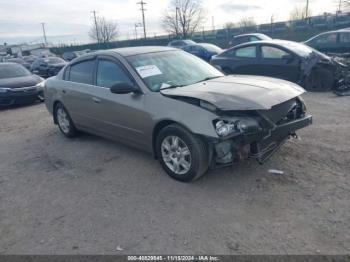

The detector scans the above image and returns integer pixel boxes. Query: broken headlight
[215,120,239,137]
[214,118,261,137]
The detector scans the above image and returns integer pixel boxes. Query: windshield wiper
[160,84,185,91]
[194,76,222,84]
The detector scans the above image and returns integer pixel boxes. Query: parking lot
[0,92,349,254]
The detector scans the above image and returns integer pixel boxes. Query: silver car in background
[44,46,312,182]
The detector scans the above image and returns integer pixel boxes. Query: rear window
[0,64,31,79]
[69,60,95,85]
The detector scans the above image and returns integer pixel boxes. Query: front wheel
[156,124,209,182]
[304,68,334,92]
[54,103,78,138]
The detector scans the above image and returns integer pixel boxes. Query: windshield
[282,41,329,58]
[127,50,223,92]
[281,41,315,57]
[0,64,31,79]
[200,44,222,53]
[45,57,65,64]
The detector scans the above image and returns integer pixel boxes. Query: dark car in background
[211,40,345,91]
[31,57,67,78]
[183,43,223,62]
[304,29,350,54]
[5,58,31,70]
[0,63,44,107]
[167,39,196,49]
[229,33,271,47]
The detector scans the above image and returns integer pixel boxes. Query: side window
[261,46,289,59]
[69,60,95,85]
[250,36,259,41]
[223,49,235,57]
[235,46,257,58]
[340,33,350,43]
[315,33,337,44]
[96,60,133,88]
[192,46,202,52]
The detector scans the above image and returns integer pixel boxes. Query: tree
[89,16,118,43]
[238,17,256,30]
[289,6,312,20]
[224,22,236,30]
[337,0,350,12]
[162,0,206,38]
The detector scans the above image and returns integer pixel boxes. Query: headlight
[36,80,46,90]
[214,118,261,137]
[0,87,10,93]
[215,120,241,137]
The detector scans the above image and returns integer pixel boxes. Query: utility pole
[91,10,100,43]
[41,23,47,46]
[305,0,309,19]
[338,0,342,12]
[176,6,180,37]
[137,1,147,39]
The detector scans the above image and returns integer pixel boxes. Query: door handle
[92,97,101,104]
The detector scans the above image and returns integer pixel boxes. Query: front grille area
[258,98,305,126]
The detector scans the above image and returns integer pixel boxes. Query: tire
[304,68,334,92]
[156,124,209,182]
[54,103,78,138]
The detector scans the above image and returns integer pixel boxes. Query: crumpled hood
[161,75,305,110]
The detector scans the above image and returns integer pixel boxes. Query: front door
[88,57,150,147]
[257,45,300,83]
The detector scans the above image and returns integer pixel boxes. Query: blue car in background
[182,43,223,62]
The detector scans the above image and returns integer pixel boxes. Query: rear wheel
[156,124,209,182]
[54,103,78,138]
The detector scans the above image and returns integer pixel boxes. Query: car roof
[234,33,267,38]
[0,62,22,66]
[86,46,178,58]
[230,39,285,48]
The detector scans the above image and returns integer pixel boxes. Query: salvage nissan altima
[43,46,312,182]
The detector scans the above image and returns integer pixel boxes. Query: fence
[51,12,350,55]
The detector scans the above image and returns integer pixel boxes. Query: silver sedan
[44,46,312,182]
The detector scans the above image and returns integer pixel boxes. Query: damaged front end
[300,51,350,94]
[209,97,312,167]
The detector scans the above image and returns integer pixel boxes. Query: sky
[0,0,339,45]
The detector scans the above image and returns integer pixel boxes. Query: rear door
[61,57,97,128]
[257,44,300,82]
[222,45,261,75]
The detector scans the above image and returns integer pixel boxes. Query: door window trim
[95,55,140,91]
[64,57,97,85]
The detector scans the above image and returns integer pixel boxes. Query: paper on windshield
[136,65,162,78]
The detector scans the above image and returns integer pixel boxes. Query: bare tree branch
[289,6,312,20]
[162,0,206,38]
[238,17,256,30]
[89,16,119,43]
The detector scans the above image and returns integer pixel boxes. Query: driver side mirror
[110,82,139,94]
